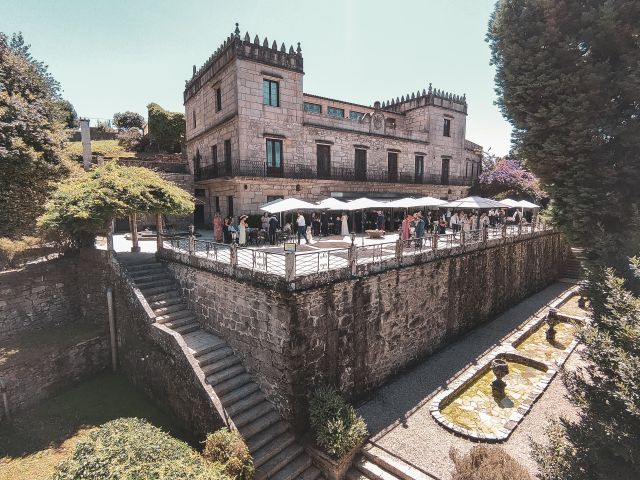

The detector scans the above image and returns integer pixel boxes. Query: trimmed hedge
[450,445,532,480]
[309,386,368,458]
[51,418,230,480]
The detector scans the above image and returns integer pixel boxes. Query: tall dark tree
[0,32,68,236]
[487,0,640,271]
[113,110,145,131]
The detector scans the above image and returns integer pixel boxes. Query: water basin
[558,295,590,317]
[514,320,578,363]
[439,357,546,437]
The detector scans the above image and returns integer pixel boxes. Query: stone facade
[184,25,482,223]
[161,231,567,430]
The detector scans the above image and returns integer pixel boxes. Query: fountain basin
[431,353,552,441]
[557,293,590,318]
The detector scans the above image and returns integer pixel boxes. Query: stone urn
[546,308,560,341]
[577,296,586,309]
[491,358,509,398]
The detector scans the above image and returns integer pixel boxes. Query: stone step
[233,400,275,429]
[145,291,180,303]
[260,443,304,479]
[197,346,234,367]
[156,310,193,324]
[238,410,281,440]
[269,450,311,480]
[139,285,174,296]
[149,296,183,309]
[363,445,433,480]
[153,303,187,316]
[226,390,266,417]
[129,272,171,283]
[297,466,324,480]
[220,382,261,408]
[163,316,197,330]
[136,278,174,289]
[356,458,402,480]
[126,263,163,272]
[192,337,228,358]
[206,364,246,386]
[346,468,371,480]
[246,420,289,453]
[252,432,296,468]
[214,372,253,397]
[174,322,200,335]
[202,354,241,377]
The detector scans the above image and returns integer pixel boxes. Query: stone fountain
[545,308,560,342]
[491,358,509,398]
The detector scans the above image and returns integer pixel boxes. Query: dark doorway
[194,205,205,227]
[415,155,424,183]
[266,139,283,177]
[441,158,450,185]
[388,152,398,183]
[355,148,367,181]
[317,144,331,179]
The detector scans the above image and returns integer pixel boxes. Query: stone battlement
[381,83,467,114]
[184,23,303,103]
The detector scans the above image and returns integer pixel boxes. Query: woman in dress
[401,214,410,241]
[222,217,232,244]
[212,212,223,242]
[341,212,349,236]
[239,215,248,246]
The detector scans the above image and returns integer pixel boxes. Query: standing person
[480,212,490,228]
[489,208,496,227]
[268,214,279,245]
[415,213,425,247]
[445,209,452,227]
[341,212,349,236]
[213,212,223,242]
[261,212,269,232]
[222,217,232,244]
[450,211,460,233]
[320,211,328,237]
[401,214,410,241]
[438,218,447,234]
[377,210,386,231]
[238,215,248,246]
[296,212,309,244]
[311,212,321,237]
[335,215,342,235]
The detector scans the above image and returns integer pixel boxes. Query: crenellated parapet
[379,83,467,114]
[184,23,303,103]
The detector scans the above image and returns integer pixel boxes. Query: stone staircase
[121,256,323,480]
[562,247,586,280]
[347,444,436,480]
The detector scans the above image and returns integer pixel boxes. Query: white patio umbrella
[343,197,389,244]
[414,196,448,208]
[442,196,509,210]
[499,198,522,208]
[259,198,319,214]
[517,200,540,209]
[385,197,423,209]
[316,197,348,210]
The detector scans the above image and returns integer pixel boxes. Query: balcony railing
[195,160,473,186]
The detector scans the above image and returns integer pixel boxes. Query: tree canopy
[113,110,145,131]
[476,156,546,201]
[147,102,185,153]
[38,162,194,246]
[487,0,640,268]
[0,31,71,236]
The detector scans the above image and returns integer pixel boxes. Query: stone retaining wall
[162,231,567,430]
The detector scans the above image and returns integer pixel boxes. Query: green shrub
[203,428,254,479]
[450,445,532,480]
[52,418,230,480]
[309,386,368,458]
[0,236,54,270]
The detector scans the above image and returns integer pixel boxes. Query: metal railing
[159,222,552,282]
[195,159,474,186]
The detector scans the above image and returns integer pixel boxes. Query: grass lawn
[0,373,191,480]
[63,139,136,158]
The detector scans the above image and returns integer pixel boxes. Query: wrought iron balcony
[195,160,474,186]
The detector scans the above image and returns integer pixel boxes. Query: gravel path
[357,282,583,479]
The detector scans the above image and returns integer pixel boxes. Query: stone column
[482,225,489,243]
[156,213,163,252]
[79,118,92,170]
[432,233,439,252]
[130,213,140,252]
[230,243,238,267]
[348,244,358,276]
[285,251,296,282]
[395,238,404,264]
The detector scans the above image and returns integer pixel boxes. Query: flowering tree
[477,157,546,201]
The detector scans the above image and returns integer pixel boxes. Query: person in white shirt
[296,212,309,244]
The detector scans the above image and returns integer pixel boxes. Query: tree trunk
[130,213,140,252]
[156,213,163,252]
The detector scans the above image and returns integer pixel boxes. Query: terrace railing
[159,221,552,284]
[195,159,473,186]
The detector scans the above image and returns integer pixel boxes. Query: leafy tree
[147,102,185,153]
[476,157,547,201]
[487,0,640,270]
[0,31,68,237]
[113,110,145,131]
[532,258,640,479]
[38,162,194,248]
[55,99,78,128]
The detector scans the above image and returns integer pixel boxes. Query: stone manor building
[185,24,482,224]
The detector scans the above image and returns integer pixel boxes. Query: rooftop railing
[195,160,473,186]
[159,222,551,286]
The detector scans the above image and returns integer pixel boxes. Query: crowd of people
[209,207,530,247]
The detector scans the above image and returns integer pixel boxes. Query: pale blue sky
[2,0,512,155]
